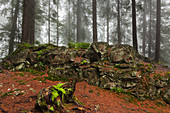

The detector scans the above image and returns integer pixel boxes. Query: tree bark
[57,0,59,45]
[68,0,71,42]
[77,0,81,43]
[142,0,146,56]
[48,0,51,44]
[106,0,110,44]
[93,0,97,43]
[9,0,20,55]
[148,0,152,58]
[117,0,121,44]
[22,0,35,45]
[132,0,138,53]
[154,0,161,63]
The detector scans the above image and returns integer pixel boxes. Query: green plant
[35,40,40,45]
[1,91,14,98]
[81,60,87,65]
[111,87,125,94]
[50,83,67,102]
[96,92,100,96]
[68,42,76,48]
[18,42,32,48]
[76,42,90,49]
[49,106,54,111]
[3,62,9,67]
[39,62,44,66]
[114,64,121,68]
[17,80,27,85]
[18,72,24,77]
[67,42,90,49]
[89,89,93,93]
[0,70,4,73]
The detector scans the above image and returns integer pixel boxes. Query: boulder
[163,89,170,104]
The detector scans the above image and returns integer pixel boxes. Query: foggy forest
[0,0,170,112]
[0,0,170,65]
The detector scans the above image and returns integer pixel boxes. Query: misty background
[0,0,170,66]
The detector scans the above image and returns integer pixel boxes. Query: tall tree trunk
[154,0,161,63]
[142,0,146,56]
[56,0,59,45]
[30,0,35,45]
[48,0,51,44]
[117,0,121,44]
[93,0,97,43]
[68,0,71,42]
[148,0,152,58]
[132,0,138,53]
[106,0,110,43]
[9,0,20,55]
[77,0,81,43]
[22,0,35,45]
[73,2,76,43]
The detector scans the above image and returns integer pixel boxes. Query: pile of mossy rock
[1,42,170,105]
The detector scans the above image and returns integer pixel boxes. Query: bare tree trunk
[57,0,59,45]
[106,0,110,43]
[77,0,81,43]
[22,0,35,45]
[73,2,76,43]
[30,0,35,45]
[9,0,20,55]
[148,0,152,58]
[93,0,97,43]
[154,0,161,63]
[117,0,121,44]
[48,0,51,44]
[132,0,138,53]
[68,0,71,42]
[142,0,146,56]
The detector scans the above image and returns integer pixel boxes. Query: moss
[0,70,4,73]
[18,72,25,77]
[96,92,100,96]
[1,91,14,98]
[76,42,90,49]
[68,42,76,48]
[67,42,90,49]
[16,80,28,85]
[114,64,121,68]
[81,60,87,65]
[111,87,125,94]
[89,89,93,93]
[13,77,17,80]
[2,62,9,68]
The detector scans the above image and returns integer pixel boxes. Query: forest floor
[0,65,170,113]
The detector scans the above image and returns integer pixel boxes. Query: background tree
[154,0,161,63]
[142,0,146,56]
[48,0,51,44]
[22,0,35,45]
[106,0,110,43]
[77,0,82,43]
[132,0,138,53]
[117,0,121,44]
[148,0,152,58]
[93,0,97,43]
[8,0,20,55]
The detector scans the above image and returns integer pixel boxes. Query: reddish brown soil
[0,66,170,113]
